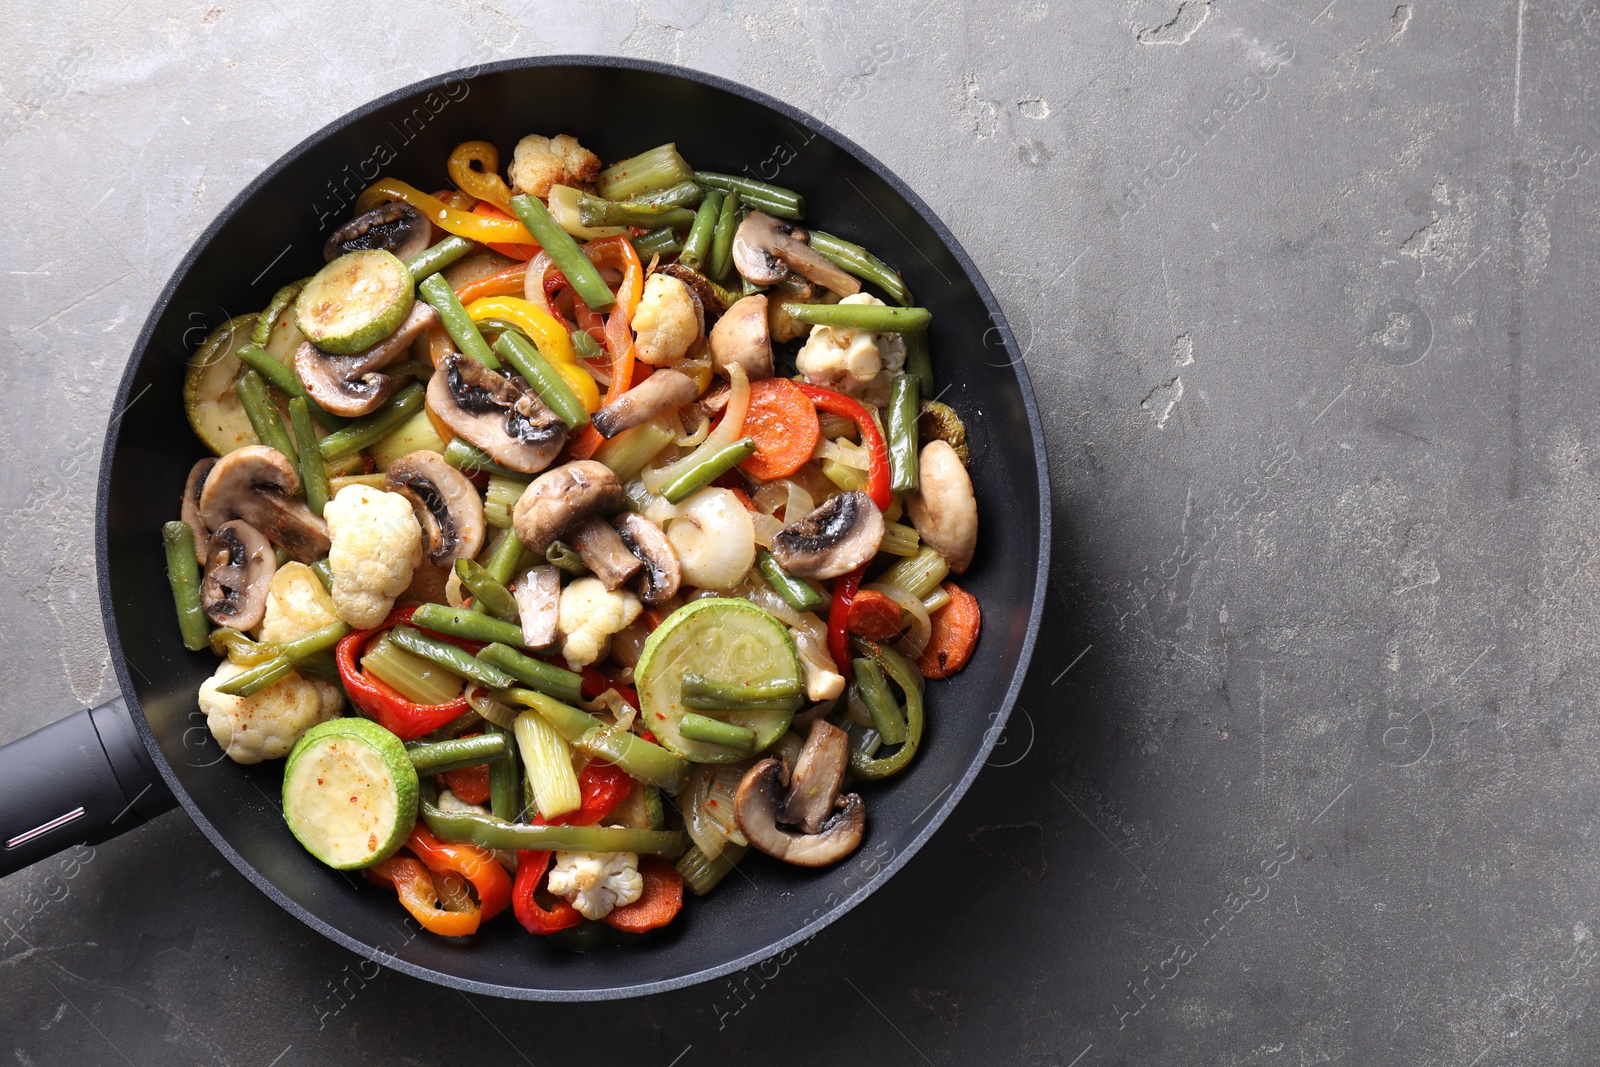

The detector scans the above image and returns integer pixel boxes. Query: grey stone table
[2,0,1593,1063]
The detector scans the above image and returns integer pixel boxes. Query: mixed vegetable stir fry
[163,132,982,945]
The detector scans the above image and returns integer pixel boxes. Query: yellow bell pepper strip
[447,140,513,213]
[465,296,601,414]
[356,178,535,246]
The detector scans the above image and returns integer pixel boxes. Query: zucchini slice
[183,314,260,456]
[282,717,418,870]
[294,248,414,355]
[634,598,803,763]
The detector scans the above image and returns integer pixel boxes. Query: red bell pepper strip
[405,825,512,922]
[334,605,478,741]
[538,761,633,827]
[366,854,482,936]
[794,383,891,510]
[579,667,640,712]
[511,850,584,934]
[602,857,684,933]
[827,567,865,679]
[439,764,492,805]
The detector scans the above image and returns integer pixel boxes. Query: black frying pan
[0,56,1050,1001]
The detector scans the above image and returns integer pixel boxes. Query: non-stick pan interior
[100,57,1048,999]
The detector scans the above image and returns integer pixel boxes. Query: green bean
[476,644,583,704]
[233,344,352,430]
[484,722,521,821]
[453,559,518,620]
[418,272,499,369]
[409,602,525,649]
[317,382,425,460]
[442,438,523,479]
[679,189,723,270]
[597,144,695,201]
[235,369,298,464]
[694,171,804,220]
[903,329,934,397]
[740,274,766,297]
[678,712,756,752]
[251,280,306,346]
[215,621,351,697]
[708,188,740,281]
[407,732,510,775]
[784,303,931,333]
[809,231,912,306]
[161,521,210,651]
[286,398,329,516]
[481,527,526,588]
[631,227,682,261]
[576,190,697,230]
[847,639,923,779]
[546,539,587,576]
[508,194,616,313]
[311,558,333,591]
[886,374,920,494]
[420,783,685,855]
[659,436,756,504]
[624,180,705,210]
[492,332,588,430]
[209,626,275,664]
[505,688,688,793]
[681,672,803,709]
[853,656,907,745]
[390,625,516,690]
[756,550,828,613]
[405,234,476,282]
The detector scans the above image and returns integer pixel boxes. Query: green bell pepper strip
[507,194,616,313]
[161,521,210,651]
[405,235,476,282]
[885,373,921,495]
[419,780,685,855]
[390,624,515,691]
[476,644,584,705]
[407,732,510,775]
[214,621,352,697]
[852,656,908,745]
[846,639,924,779]
[503,688,688,794]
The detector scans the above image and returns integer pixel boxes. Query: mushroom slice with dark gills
[590,368,698,439]
[199,446,330,563]
[734,757,864,867]
[294,300,439,417]
[201,520,276,630]
[384,450,486,568]
[769,489,885,580]
[427,352,567,475]
[181,457,217,565]
[731,211,860,296]
[613,513,680,605]
[323,201,431,263]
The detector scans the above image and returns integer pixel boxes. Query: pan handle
[0,697,175,877]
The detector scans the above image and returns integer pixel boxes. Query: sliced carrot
[438,764,492,805]
[739,378,822,482]
[474,201,540,261]
[454,261,529,305]
[601,857,684,933]
[915,581,981,680]
[847,589,903,641]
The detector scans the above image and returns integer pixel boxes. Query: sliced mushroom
[513,565,561,648]
[734,758,864,867]
[569,516,643,591]
[511,460,625,556]
[731,211,860,296]
[778,719,850,835]
[590,369,698,439]
[905,441,977,574]
[295,301,439,417]
[656,262,730,317]
[324,201,430,263]
[613,513,680,605]
[181,457,217,565]
[199,446,330,563]
[708,295,773,381]
[384,449,487,568]
[426,352,567,474]
[769,490,885,579]
[200,520,276,630]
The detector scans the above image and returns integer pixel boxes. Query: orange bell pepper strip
[405,825,512,921]
[454,261,529,305]
[356,178,534,246]
[447,140,514,213]
[366,854,482,936]
[464,296,601,413]
[474,202,541,261]
[581,236,644,407]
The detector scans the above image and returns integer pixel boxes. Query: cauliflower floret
[795,293,907,405]
[257,562,341,643]
[324,485,423,629]
[508,134,601,199]
[546,851,643,920]
[631,273,700,365]
[557,577,642,670]
[199,660,343,764]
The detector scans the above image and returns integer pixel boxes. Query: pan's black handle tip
[0,697,175,878]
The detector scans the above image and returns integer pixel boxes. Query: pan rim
[96,53,1052,1001]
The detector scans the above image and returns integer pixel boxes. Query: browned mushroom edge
[384,449,487,568]
[613,512,681,605]
[181,457,217,565]
[200,519,277,631]
[294,301,438,417]
[568,516,643,591]
[778,719,851,835]
[511,460,625,556]
[733,758,865,867]
[323,201,431,263]
[198,446,330,564]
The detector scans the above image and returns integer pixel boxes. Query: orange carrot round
[601,857,683,932]
[739,377,821,482]
[847,589,903,641]
[915,581,981,680]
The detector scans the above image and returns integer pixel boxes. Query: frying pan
[0,56,1050,1000]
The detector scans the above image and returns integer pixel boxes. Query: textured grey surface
[2,0,1596,1063]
